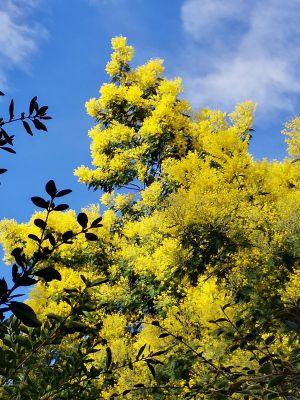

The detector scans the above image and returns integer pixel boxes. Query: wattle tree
[0,37,300,399]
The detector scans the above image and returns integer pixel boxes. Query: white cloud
[0,0,47,88]
[180,0,300,112]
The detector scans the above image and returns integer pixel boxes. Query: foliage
[1,37,300,399]
[0,92,51,176]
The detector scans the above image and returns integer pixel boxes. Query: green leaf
[9,301,41,328]
[258,362,272,374]
[268,375,285,387]
[47,313,63,321]
[16,335,32,349]
[284,320,300,331]
[64,321,87,333]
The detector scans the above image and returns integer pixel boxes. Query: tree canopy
[0,36,300,399]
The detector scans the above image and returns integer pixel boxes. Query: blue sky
[0,0,299,224]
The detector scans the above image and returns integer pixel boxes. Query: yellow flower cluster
[105,36,134,77]
[282,116,300,158]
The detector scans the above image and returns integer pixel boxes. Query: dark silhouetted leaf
[29,96,37,116]
[91,216,103,228]
[9,99,14,120]
[0,278,7,293]
[146,361,156,377]
[1,128,13,144]
[34,267,61,282]
[265,335,275,345]
[56,189,72,197]
[33,119,47,131]
[34,218,46,229]
[106,347,112,370]
[235,319,244,328]
[159,332,170,338]
[40,116,52,120]
[12,264,18,283]
[54,204,69,211]
[62,230,73,242]
[9,301,41,327]
[214,318,228,323]
[28,234,41,242]
[37,105,48,115]
[11,247,25,266]
[64,288,79,293]
[0,146,16,154]
[0,169,7,174]
[45,180,57,197]
[22,120,33,136]
[152,349,168,356]
[221,303,231,311]
[17,276,37,286]
[0,91,4,96]
[136,343,146,360]
[45,233,56,246]
[90,278,109,287]
[229,344,240,352]
[77,212,88,228]
[85,232,98,241]
[31,196,49,209]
